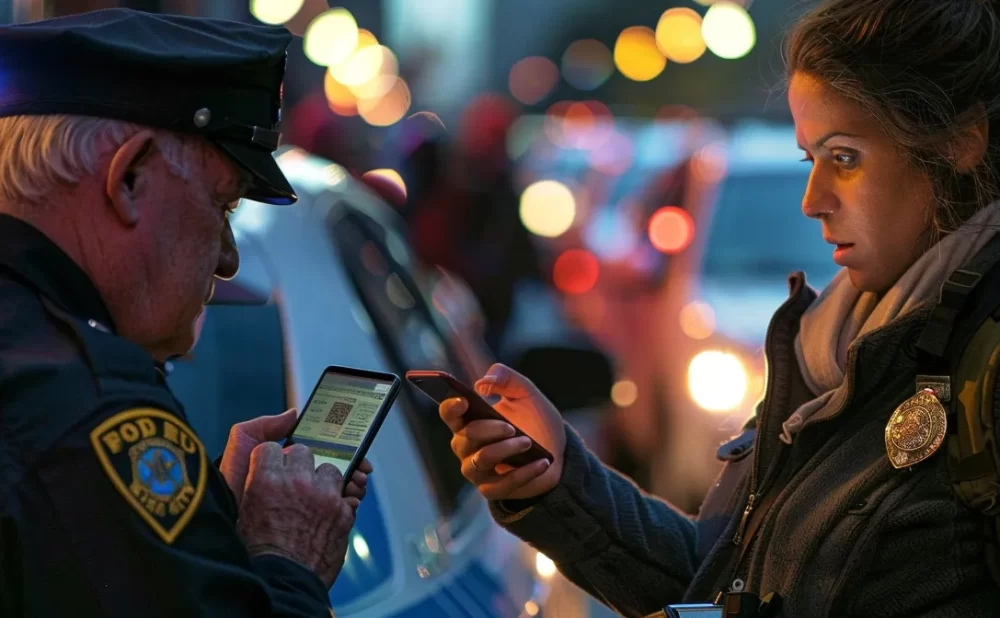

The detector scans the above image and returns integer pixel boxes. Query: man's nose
[215,219,240,280]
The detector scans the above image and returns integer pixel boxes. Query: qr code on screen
[325,402,352,425]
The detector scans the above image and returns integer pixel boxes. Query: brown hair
[785,0,1000,236]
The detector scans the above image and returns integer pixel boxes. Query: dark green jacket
[492,272,1000,617]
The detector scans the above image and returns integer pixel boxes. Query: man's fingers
[236,408,299,442]
[475,364,536,401]
[345,496,361,511]
[248,441,283,471]
[343,480,367,502]
[478,459,551,501]
[315,463,344,488]
[357,458,374,475]
[439,397,469,433]
[283,443,315,471]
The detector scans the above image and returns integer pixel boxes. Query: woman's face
[788,72,936,293]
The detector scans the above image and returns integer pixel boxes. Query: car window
[166,303,393,607]
[702,171,838,287]
[329,207,473,518]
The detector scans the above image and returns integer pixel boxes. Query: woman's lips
[833,243,855,265]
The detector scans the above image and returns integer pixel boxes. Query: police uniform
[0,9,335,618]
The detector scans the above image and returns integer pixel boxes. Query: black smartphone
[285,365,401,493]
[405,370,553,467]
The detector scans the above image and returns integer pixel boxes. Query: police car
[165,147,614,617]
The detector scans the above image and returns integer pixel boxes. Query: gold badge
[90,408,207,544]
[885,389,947,470]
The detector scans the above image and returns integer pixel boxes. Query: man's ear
[951,102,990,173]
[106,131,156,226]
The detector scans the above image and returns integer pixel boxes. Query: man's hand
[439,363,567,500]
[238,443,358,588]
[220,409,299,508]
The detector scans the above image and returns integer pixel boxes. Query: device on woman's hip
[657,591,781,618]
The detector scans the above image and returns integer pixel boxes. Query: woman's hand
[438,364,566,500]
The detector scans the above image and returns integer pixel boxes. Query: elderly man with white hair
[0,9,370,618]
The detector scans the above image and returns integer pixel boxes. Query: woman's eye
[833,151,857,168]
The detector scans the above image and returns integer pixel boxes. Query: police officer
[0,9,370,617]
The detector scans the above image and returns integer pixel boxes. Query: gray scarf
[780,205,1000,443]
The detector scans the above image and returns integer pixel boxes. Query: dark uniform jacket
[492,269,1000,617]
[0,214,332,617]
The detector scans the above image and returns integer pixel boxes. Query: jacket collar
[0,213,116,333]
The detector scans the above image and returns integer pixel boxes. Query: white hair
[0,114,197,206]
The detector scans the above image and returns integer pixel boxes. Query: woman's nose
[801,169,836,219]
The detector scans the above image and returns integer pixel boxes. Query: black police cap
[0,8,297,205]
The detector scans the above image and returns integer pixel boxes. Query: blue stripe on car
[385,561,525,618]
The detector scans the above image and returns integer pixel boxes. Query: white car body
[167,147,615,618]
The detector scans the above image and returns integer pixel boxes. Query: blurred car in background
[510,117,830,510]
[165,147,615,618]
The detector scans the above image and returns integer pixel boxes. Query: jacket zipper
[731,294,783,546]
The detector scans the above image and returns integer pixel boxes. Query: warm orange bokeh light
[614,26,666,82]
[358,77,411,126]
[324,70,358,116]
[655,8,707,64]
[648,206,695,254]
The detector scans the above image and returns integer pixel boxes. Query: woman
[437,1,1000,616]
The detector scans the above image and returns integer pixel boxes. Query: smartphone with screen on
[405,370,553,467]
[285,365,401,494]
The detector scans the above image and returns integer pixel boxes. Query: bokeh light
[349,51,401,100]
[702,1,756,60]
[520,180,576,238]
[561,40,615,91]
[328,30,381,86]
[553,249,600,295]
[303,8,359,67]
[509,56,559,105]
[251,0,305,24]
[656,8,707,64]
[363,169,407,202]
[688,350,747,412]
[544,101,573,147]
[358,77,411,127]
[692,143,728,183]
[614,26,666,82]
[648,206,695,254]
[611,380,639,407]
[561,101,614,150]
[679,301,716,340]
[535,552,558,579]
[589,131,634,175]
[324,71,358,116]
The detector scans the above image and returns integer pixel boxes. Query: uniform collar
[0,213,116,332]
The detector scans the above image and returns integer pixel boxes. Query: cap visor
[212,139,298,205]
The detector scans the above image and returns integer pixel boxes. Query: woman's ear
[951,102,989,173]
[106,131,156,226]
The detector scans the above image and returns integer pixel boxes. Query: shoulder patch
[89,408,207,544]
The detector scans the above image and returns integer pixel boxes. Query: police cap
[0,9,297,205]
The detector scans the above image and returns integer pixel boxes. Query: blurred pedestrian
[436,1,1000,615]
[0,10,368,617]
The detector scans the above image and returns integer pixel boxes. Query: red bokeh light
[553,249,600,295]
[648,206,695,254]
